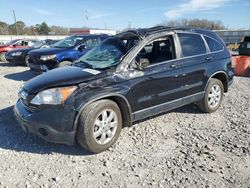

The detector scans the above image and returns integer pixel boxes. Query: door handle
[205,57,212,61]
[170,64,177,69]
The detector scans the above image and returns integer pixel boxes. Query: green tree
[8,21,26,35]
[39,22,50,35]
[0,21,9,34]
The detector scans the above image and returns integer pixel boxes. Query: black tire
[24,55,30,67]
[0,52,6,62]
[57,61,72,67]
[197,78,224,113]
[76,99,122,153]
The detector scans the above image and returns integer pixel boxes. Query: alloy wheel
[93,109,118,145]
[207,84,221,108]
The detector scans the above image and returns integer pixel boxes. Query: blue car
[28,34,108,72]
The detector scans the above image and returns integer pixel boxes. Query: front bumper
[29,63,48,72]
[5,54,24,64]
[14,100,76,145]
[28,55,58,72]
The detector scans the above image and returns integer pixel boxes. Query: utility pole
[13,10,19,35]
[128,21,131,30]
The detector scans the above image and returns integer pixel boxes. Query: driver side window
[135,36,176,67]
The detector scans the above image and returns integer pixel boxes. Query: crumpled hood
[24,66,106,94]
[29,47,69,56]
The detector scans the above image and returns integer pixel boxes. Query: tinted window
[178,33,207,57]
[204,36,223,52]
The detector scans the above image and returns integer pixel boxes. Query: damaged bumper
[14,100,76,145]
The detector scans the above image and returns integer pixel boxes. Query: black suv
[14,26,234,153]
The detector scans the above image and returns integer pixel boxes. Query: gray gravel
[0,61,249,188]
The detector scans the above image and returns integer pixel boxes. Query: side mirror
[78,45,86,51]
[137,58,149,70]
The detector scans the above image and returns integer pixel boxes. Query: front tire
[24,55,30,67]
[76,100,122,153]
[197,78,224,113]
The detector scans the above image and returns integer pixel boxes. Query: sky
[0,0,249,30]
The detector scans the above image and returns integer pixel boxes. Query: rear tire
[197,78,224,113]
[57,61,72,67]
[76,99,122,153]
[0,52,6,62]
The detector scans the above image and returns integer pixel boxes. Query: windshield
[31,41,45,48]
[51,36,84,48]
[79,38,127,69]
[4,39,20,46]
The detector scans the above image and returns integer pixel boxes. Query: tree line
[161,18,226,30]
[0,21,69,35]
[0,18,227,35]
[122,18,227,32]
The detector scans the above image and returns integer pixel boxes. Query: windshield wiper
[73,60,94,68]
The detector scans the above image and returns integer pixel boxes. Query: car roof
[126,26,214,36]
[122,26,225,45]
[71,34,109,38]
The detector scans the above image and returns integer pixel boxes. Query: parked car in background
[28,34,109,72]
[14,26,234,153]
[5,39,59,66]
[0,39,38,61]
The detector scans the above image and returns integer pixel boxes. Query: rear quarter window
[204,36,224,52]
[178,33,207,57]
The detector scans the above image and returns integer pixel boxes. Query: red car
[0,39,38,61]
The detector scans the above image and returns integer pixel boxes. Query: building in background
[69,28,116,35]
[214,29,250,44]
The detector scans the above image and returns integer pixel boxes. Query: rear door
[177,33,208,98]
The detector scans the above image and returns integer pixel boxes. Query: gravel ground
[0,61,249,188]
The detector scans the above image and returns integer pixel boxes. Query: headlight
[12,52,22,56]
[40,54,56,61]
[30,86,77,105]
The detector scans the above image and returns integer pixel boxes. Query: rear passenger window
[178,33,207,57]
[204,36,223,52]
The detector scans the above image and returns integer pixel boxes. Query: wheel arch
[59,59,73,63]
[73,94,133,131]
[207,71,229,92]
